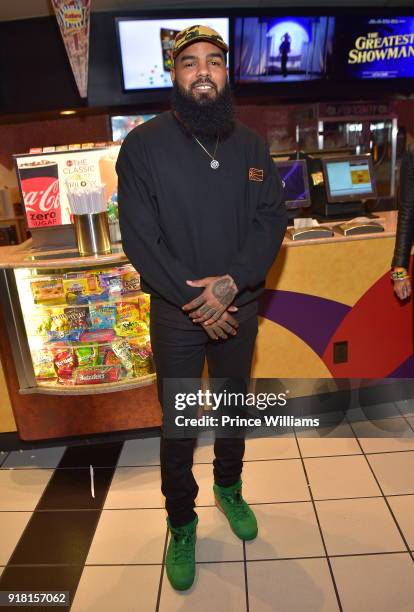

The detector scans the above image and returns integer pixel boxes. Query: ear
[170,66,176,84]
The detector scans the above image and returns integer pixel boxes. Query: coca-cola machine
[14,146,120,249]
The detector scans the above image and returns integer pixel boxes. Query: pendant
[210,159,219,170]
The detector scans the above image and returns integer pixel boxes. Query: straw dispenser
[67,184,111,256]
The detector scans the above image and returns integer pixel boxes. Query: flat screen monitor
[334,16,414,80]
[234,16,335,83]
[275,159,311,209]
[111,114,158,141]
[116,18,229,91]
[322,155,376,203]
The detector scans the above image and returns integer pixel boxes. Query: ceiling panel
[0,0,411,22]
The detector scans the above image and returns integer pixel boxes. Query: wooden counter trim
[0,212,399,268]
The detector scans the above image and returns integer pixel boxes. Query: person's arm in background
[116,136,202,308]
[391,150,414,300]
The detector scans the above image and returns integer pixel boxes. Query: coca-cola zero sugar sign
[15,147,121,229]
[19,161,62,228]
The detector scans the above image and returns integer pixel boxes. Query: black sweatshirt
[116,111,287,313]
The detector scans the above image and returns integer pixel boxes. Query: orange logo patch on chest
[248,168,264,182]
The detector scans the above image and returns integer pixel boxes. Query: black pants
[150,299,258,527]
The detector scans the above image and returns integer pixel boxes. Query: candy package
[74,365,121,385]
[49,308,69,333]
[130,343,154,377]
[114,319,148,337]
[117,302,140,319]
[63,274,103,304]
[121,267,140,293]
[111,338,134,375]
[64,272,100,292]
[53,347,77,383]
[64,306,89,331]
[99,270,123,295]
[47,329,83,342]
[114,302,148,336]
[36,311,52,336]
[89,304,117,329]
[33,349,56,380]
[44,308,70,341]
[63,277,90,303]
[31,278,64,304]
[138,293,150,325]
[75,344,99,367]
[46,307,85,341]
[75,290,109,305]
[79,329,116,343]
[85,274,100,293]
[128,336,151,351]
[101,347,122,367]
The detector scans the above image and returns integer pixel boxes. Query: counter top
[284,210,398,247]
[0,240,129,269]
[0,211,398,269]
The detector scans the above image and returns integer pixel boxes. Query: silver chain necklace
[193,135,220,170]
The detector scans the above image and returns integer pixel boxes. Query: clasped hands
[182,274,239,340]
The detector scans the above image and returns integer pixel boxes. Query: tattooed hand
[201,309,239,340]
[182,275,238,325]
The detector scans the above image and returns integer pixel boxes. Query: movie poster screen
[234,16,335,83]
[334,16,414,79]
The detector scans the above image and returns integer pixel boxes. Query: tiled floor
[0,411,414,611]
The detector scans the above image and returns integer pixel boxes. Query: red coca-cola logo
[22,177,62,228]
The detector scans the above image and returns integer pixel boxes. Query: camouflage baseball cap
[172,25,228,60]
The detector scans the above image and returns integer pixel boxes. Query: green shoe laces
[171,529,195,563]
[220,490,250,521]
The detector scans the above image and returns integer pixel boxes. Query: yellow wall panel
[252,318,333,378]
[267,237,395,307]
[0,358,16,433]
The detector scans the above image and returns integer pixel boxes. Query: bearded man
[116,25,287,591]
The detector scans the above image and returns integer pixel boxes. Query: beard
[171,79,236,140]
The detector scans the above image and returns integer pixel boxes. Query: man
[116,25,287,591]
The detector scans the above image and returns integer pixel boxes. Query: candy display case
[11,261,155,394]
[0,241,161,439]
[0,237,159,399]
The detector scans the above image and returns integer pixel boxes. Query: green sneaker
[165,516,198,591]
[214,480,258,541]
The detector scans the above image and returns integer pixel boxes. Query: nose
[196,59,211,78]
